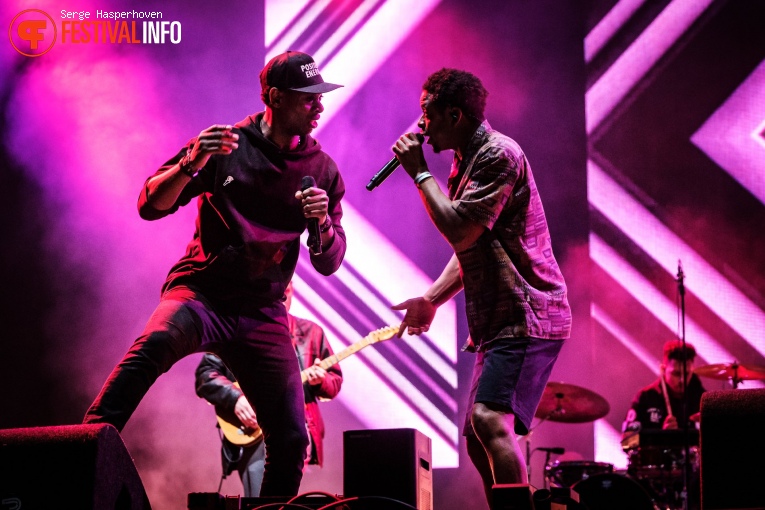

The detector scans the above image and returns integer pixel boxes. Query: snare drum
[545,460,613,487]
[573,473,659,510]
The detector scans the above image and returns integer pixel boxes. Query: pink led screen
[2,1,762,509]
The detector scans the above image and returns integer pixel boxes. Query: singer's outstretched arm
[393,254,462,337]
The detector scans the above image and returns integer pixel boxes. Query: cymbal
[694,362,765,381]
[535,382,610,423]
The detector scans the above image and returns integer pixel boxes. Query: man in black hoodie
[83,51,346,497]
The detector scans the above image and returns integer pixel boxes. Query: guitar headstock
[366,325,400,344]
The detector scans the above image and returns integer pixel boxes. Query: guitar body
[216,325,399,446]
[216,413,262,447]
[215,382,263,447]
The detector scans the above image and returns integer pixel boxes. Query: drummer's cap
[663,340,696,362]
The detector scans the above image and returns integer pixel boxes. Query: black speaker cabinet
[700,388,765,510]
[491,484,534,510]
[0,424,150,509]
[343,428,432,510]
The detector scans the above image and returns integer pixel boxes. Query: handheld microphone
[301,176,322,255]
[366,133,425,191]
[537,447,565,455]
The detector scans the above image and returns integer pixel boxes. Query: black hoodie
[138,113,346,302]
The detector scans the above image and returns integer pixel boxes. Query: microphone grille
[301,175,316,191]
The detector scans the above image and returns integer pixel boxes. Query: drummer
[622,340,706,442]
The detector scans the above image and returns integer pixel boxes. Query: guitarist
[195,282,343,496]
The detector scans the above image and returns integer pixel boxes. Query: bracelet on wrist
[414,171,433,187]
[178,154,197,177]
[319,215,333,233]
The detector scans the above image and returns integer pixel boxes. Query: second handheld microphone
[301,176,322,255]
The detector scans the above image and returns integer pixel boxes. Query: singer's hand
[295,186,329,225]
[144,125,238,211]
[392,297,437,337]
[188,124,239,170]
[392,132,427,178]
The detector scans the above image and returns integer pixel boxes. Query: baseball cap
[260,51,343,94]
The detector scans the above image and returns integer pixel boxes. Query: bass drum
[573,473,658,510]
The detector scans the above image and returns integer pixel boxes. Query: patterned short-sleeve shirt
[449,122,572,351]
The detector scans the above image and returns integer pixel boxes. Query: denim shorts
[463,336,564,436]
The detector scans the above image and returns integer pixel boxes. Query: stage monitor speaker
[491,484,534,510]
[700,388,765,510]
[343,428,432,510]
[187,493,341,510]
[0,423,150,510]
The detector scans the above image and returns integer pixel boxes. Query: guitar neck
[321,337,374,370]
[300,326,397,384]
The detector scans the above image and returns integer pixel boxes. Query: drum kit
[532,362,765,510]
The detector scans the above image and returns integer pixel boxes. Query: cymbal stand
[730,362,741,389]
[676,260,690,510]
[526,410,562,488]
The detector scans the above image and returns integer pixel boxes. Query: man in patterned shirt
[392,68,572,505]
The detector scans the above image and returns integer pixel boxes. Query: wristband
[319,215,333,233]
[414,171,433,186]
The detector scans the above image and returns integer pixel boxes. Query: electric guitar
[216,325,400,446]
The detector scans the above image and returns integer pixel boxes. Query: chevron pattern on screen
[585,0,765,469]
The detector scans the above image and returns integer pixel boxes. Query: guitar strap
[294,343,305,371]
[220,430,243,477]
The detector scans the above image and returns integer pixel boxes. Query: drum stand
[524,431,534,485]
[541,449,554,489]
[523,419,566,490]
[524,414,550,487]
[525,442,561,489]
